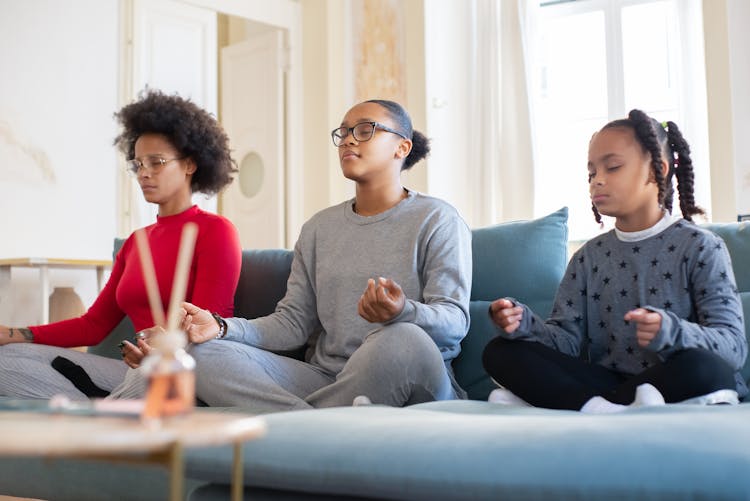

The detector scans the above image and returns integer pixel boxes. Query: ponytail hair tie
[661,121,668,130]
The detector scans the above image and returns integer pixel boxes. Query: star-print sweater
[498,219,748,397]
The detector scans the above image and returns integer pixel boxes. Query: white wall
[0,0,119,324]
[300,0,429,222]
[727,0,750,217]
[703,0,750,221]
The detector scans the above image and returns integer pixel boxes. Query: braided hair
[591,109,704,224]
[364,99,431,171]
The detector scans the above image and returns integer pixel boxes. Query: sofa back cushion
[452,207,569,400]
[234,249,294,320]
[86,238,132,359]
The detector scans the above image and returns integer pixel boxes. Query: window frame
[532,0,711,239]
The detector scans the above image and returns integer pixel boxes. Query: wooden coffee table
[0,410,266,501]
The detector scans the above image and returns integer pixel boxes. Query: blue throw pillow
[453,207,569,400]
[470,207,568,312]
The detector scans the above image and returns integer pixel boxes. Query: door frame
[118,0,303,248]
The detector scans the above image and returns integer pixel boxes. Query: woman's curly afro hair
[114,89,237,196]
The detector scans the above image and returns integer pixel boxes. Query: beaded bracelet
[211,312,228,339]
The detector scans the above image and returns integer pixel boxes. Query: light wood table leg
[168,442,184,501]
[38,265,49,324]
[96,265,106,292]
[232,441,244,501]
[0,266,10,323]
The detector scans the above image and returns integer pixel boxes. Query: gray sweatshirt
[499,218,748,396]
[225,191,472,376]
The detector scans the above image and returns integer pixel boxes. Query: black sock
[51,356,110,398]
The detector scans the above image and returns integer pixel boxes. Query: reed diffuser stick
[165,222,198,332]
[133,229,166,328]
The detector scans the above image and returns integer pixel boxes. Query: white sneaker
[488,388,532,407]
[580,396,627,414]
[678,389,739,405]
[352,395,372,406]
[632,383,666,407]
[581,384,666,414]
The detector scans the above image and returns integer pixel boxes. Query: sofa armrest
[704,222,750,385]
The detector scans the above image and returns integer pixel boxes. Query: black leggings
[482,337,737,410]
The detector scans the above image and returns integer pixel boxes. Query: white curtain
[675,0,711,216]
[468,0,537,226]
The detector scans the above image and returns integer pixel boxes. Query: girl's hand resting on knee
[623,308,662,347]
[181,302,224,344]
[358,277,405,323]
[489,299,524,334]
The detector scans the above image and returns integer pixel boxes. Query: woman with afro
[0,89,242,400]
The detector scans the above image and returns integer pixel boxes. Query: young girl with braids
[482,109,747,412]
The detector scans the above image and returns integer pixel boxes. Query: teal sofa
[1,207,749,500]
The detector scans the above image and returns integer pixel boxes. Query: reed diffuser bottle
[141,330,195,422]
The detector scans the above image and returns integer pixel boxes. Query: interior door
[220,31,286,249]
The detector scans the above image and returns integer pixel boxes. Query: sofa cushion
[185,403,750,501]
[453,207,569,400]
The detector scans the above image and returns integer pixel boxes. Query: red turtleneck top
[31,206,242,347]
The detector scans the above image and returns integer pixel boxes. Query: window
[531,0,710,240]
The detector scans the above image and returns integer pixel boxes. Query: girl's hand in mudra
[181,302,223,344]
[358,277,406,323]
[624,308,662,347]
[489,298,524,334]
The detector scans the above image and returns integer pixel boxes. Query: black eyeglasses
[330,121,408,147]
[127,156,184,175]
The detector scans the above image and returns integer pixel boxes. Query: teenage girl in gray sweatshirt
[181,100,472,412]
[483,109,746,413]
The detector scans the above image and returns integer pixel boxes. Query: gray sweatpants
[0,344,130,400]
[190,322,464,413]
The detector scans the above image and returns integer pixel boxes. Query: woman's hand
[489,299,524,334]
[0,325,34,346]
[358,277,406,323]
[119,326,163,368]
[181,302,223,344]
[624,308,662,347]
